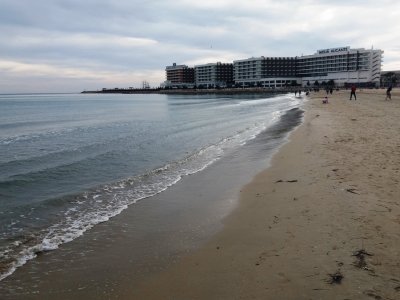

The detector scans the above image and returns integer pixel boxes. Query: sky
[0,0,399,93]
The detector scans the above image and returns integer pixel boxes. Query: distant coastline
[81,87,301,95]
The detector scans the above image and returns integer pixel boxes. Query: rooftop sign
[317,46,350,54]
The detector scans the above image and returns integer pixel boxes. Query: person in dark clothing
[386,85,392,100]
[350,85,356,100]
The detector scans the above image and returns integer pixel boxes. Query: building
[194,62,233,88]
[164,63,195,88]
[233,56,300,88]
[163,46,383,89]
[233,47,383,88]
[298,46,383,87]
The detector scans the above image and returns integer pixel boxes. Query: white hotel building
[233,56,300,88]
[165,46,383,89]
[194,62,233,88]
[298,46,383,87]
[233,47,383,88]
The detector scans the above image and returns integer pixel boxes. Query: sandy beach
[128,89,400,299]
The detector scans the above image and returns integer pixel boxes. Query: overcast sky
[0,0,399,93]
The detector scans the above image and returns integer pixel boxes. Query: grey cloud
[0,0,399,92]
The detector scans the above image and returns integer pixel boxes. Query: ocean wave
[0,113,281,282]
[0,120,133,146]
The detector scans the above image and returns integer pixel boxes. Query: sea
[0,92,303,283]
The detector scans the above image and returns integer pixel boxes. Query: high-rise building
[194,62,233,88]
[163,47,384,89]
[164,63,195,88]
[297,47,383,87]
[233,57,299,88]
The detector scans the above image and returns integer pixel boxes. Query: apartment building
[194,62,234,88]
[233,56,300,88]
[163,47,383,89]
[164,63,195,88]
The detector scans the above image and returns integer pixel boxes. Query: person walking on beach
[350,85,357,100]
[386,85,392,100]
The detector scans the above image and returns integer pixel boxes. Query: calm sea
[0,92,302,280]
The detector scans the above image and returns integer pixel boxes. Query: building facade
[233,56,300,88]
[163,47,383,89]
[164,63,195,88]
[194,62,234,88]
[298,47,383,87]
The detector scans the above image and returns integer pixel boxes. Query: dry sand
[127,89,400,300]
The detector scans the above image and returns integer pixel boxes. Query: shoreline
[81,87,296,95]
[81,87,389,96]
[128,89,400,299]
[0,97,304,299]
[1,90,399,299]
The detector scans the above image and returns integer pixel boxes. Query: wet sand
[129,89,400,299]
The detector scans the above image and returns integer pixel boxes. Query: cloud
[0,59,165,92]
[0,0,399,92]
[8,33,158,49]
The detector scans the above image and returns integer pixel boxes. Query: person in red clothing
[350,85,357,100]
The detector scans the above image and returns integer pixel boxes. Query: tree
[314,80,320,87]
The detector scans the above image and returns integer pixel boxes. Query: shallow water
[0,92,302,282]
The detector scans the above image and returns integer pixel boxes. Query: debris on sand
[275,179,298,183]
[327,271,344,284]
[352,249,373,269]
[346,188,360,195]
